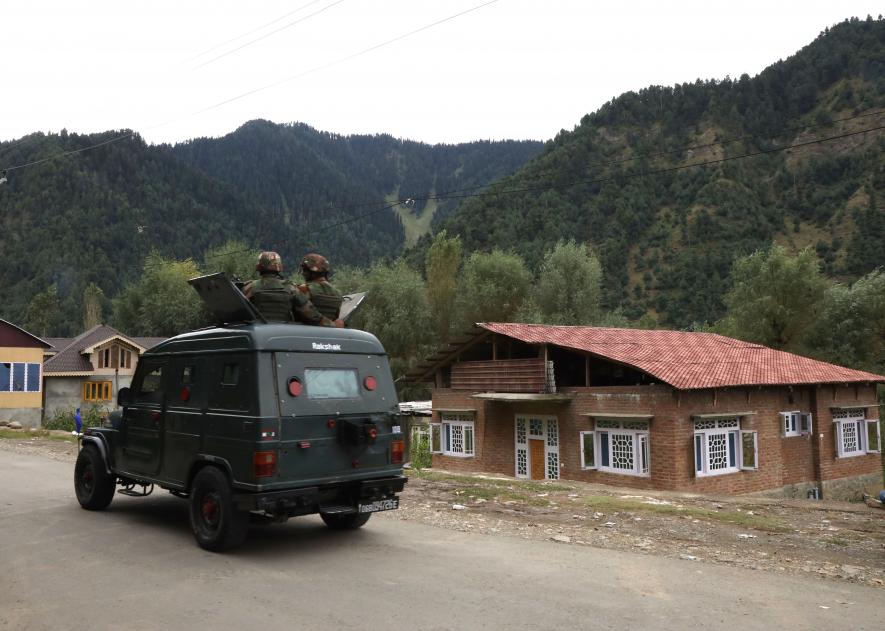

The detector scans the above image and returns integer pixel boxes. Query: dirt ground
[4,430,884,589]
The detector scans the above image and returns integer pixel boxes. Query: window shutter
[866,420,881,453]
[834,422,844,458]
[599,431,609,467]
[800,413,812,434]
[580,431,596,469]
[780,412,789,436]
[740,430,758,470]
[694,433,703,476]
[639,433,649,475]
[430,423,442,454]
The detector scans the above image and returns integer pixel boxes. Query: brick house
[42,324,165,422]
[405,323,884,499]
[0,319,51,427]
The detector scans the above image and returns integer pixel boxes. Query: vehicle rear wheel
[189,467,249,551]
[74,444,116,510]
[320,511,372,530]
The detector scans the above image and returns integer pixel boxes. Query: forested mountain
[1,17,883,339]
[437,16,885,328]
[0,131,262,335]
[171,121,543,250]
[0,125,541,334]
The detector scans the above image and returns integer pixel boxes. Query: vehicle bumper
[233,475,407,515]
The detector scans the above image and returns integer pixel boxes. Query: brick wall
[429,383,883,495]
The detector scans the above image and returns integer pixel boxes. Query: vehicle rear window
[304,369,359,399]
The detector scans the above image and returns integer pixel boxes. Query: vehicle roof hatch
[188,272,267,326]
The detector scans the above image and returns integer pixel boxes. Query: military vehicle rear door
[162,357,207,485]
[120,358,167,477]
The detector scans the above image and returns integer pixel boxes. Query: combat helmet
[256,251,284,274]
[301,253,331,277]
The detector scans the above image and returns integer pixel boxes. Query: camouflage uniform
[298,253,343,320]
[243,251,338,327]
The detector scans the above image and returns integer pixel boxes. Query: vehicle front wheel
[320,511,372,530]
[74,444,116,510]
[189,467,249,551]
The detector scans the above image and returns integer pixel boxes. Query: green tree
[425,230,462,339]
[112,253,206,336]
[23,284,60,337]
[202,240,258,282]
[804,269,885,373]
[347,259,433,398]
[717,245,828,349]
[454,250,532,329]
[82,282,105,330]
[533,240,603,325]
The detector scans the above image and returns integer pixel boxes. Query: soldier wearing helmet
[297,252,343,320]
[242,251,341,327]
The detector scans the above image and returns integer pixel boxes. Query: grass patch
[415,470,573,492]
[580,496,787,532]
[0,429,76,442]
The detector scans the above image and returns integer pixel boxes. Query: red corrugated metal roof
[479,323,885,390]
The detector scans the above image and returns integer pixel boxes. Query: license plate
[358,498,399,513]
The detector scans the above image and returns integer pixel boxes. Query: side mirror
[117,387,132,407]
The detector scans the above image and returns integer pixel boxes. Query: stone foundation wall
[0,408,42,428]
[821,472,884,501]
[758,472,884,501]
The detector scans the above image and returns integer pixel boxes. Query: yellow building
[0,320,50,428]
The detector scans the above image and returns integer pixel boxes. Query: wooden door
[529,439,545,480]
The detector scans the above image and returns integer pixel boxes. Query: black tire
[74,444,116,510]
[189,467,249,551]
[320,511,372,530]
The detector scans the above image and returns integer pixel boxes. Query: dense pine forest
[436,16,885,328]
[0,125,542,334]
[0,17,883,386]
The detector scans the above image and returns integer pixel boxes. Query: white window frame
[439,413,475,458]
[429,423,442,454]
[694,417,746,477]
[740,430,758,470]
[781,411,812,437]
[593,420,650,477]
[579,431,596,470]
[833,408,876,458]
[0,361,42,393]
[866,419,881,454]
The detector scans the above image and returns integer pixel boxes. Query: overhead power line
[189,0,327,62]
[193,0,348,70]
[0,0,503,174]
[197,0,502,115]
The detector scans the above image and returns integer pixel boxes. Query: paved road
[1,450,883,631]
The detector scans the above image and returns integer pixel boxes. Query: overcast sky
[2,0,881,146]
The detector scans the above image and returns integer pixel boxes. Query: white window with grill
[590,419,649,477]
[694,417,757,477]
[834,408,880,457]
[432,413,475,457]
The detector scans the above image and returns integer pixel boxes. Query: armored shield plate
[188,272,266,325]
[339,292,367,324]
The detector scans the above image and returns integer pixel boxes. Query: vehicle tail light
[390,440,404,464]
[287,378,302,397]
[253,451,277,478]
[363,376,377,391]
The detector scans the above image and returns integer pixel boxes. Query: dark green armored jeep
[74,274,406,551]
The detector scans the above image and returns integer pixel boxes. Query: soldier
[297,252,343,320]
[242,251,341,327]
